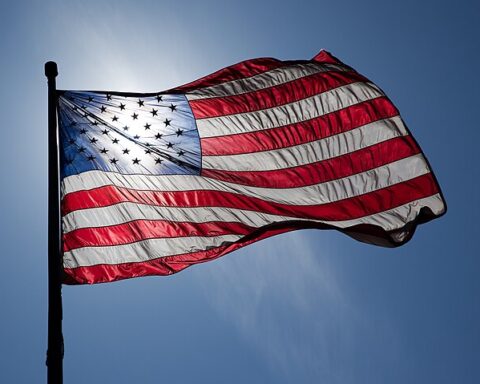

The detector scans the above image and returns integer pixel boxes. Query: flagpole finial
[45,61,58,78]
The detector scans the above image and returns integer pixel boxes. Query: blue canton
[58,91,201,179]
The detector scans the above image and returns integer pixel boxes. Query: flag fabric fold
[57,50,446,284]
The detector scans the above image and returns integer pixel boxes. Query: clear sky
[0,0,479,383]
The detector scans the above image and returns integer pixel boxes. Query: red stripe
[63,225,300,284]
[63,220,254,253]
[189,71,367,119]
[171,58,286,93]
[202,136,420,188]
[200,97,398,156]
[62,173,438,221]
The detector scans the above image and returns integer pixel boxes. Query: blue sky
[0,0,479,383]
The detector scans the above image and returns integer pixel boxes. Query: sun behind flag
[58,50,446,284]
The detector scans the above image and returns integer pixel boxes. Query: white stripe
[63,194,444,267]
[195,82,384,138]
[63,193,444,235]
[186,62,348,100]
[62,205,298,234]
[202,116,406,171]
[63,234,242,268]
[62,155,430,207]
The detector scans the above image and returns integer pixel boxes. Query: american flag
[58,50,446,284]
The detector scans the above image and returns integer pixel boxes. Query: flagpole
[45,61,64,384]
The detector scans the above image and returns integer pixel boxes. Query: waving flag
[58,50,446,284]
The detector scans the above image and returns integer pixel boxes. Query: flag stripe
[63,191,442,284]
[62,173,437,233]
[63,225,298,284]
[189,70,365,118]
[63,220,254,252]
[64,192,444,254]
[201,135,420,188]
[66,155,426,198]
[200,97,398,156]
[63,193,444,242]
[195,82,384,138]
[63,234,243,268]
[62,154,430,214]
[201,116,407,172]
[63,190,443,270]
[186,62,347,100]
[173,58,287,93]
[63,204,302,234]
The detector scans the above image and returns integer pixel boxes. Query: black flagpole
[45,61,64,384]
